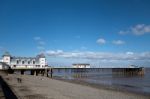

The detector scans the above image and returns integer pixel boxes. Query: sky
[0,0,150,67]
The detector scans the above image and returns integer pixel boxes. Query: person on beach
[17,78,22,83]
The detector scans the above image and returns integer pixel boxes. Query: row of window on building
[15,60,36,64]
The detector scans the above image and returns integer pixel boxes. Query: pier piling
[112,67,145,76]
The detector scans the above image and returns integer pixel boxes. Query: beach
[1,74,149,99]
[0,82,5,99]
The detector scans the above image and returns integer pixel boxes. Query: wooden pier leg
[50,69,53,78]
[21,70,24,75]
[138,67,145,76]
[36,70,39,76]
[39,70,42,76]
[34,70,36,76]
[41,70,44,76]
[44,69,48,77]
[31,70,34,75]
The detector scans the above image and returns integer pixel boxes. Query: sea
[51,68,150,95]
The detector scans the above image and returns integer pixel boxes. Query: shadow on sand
[0,76,18,99]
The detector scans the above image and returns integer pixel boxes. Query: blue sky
[0,0,150,67]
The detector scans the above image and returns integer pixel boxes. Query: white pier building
[0,52,48,69]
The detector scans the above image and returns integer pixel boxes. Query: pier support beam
[31,70,34,75]
[50,69,53,78]
[41,70,44,76]
[21,70,24,75]
[138,67,145,76]
[44,69,47,77]
[44,69,49,77]
[36,70,40,76]
[34,70,36,76]
[112,68,145,76]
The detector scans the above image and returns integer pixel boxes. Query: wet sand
[2,74,150,99]
[54,77,150,96]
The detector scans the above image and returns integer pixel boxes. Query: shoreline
[53,77,150,97]
[2,74,150,99]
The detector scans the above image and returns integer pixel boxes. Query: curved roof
[36,53,45,58]
[2,51,11,57]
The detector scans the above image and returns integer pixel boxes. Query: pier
[51,67,145,77]
[112,67,145,76]
[0,67,145,78]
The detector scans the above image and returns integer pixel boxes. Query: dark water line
[0,76,18,99]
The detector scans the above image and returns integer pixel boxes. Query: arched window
[33,61,35,64]
[16,60,19,64]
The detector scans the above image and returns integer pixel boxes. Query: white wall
[3,56,11,65]
[39,58,46,67]
[0,64,2,69]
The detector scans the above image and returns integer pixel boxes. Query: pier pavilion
[0,52,51,77]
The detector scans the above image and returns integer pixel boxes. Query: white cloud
[34,37,41,41]
[45,50,150,61]
[46,50,150,67]
[112,40,125,45]
[39,41,45,45]
[37,46,45,50]
[46,50,63,56]
[57,50,63,54]
[119,24,150,35]
[119,30,129,35]
[97,38,106,44]
[126,52,134,55]
[80,46,87,50]
[131,24,150,35]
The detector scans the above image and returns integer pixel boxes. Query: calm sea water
[51,68,150,94]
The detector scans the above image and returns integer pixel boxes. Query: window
[28,61,30,64]
[22,61,24,64]
[33,61,35,64]
[36,65,40,67]
[17,60,19,64]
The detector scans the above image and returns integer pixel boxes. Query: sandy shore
[2,74,150,99]
[0,84,5,99]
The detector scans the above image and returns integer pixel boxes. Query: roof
[2,51,11,57]
[11,56,36,60]
[36,53,45,58]
[10,57,39,64]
